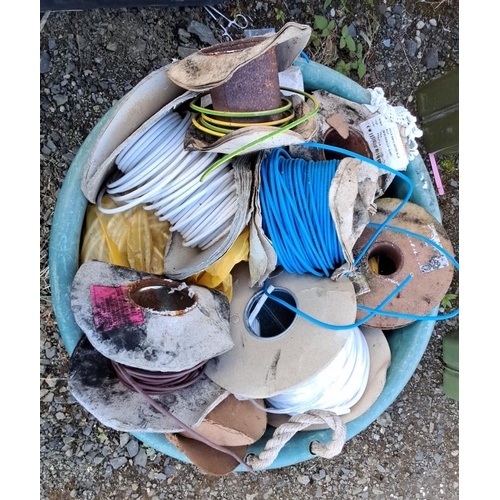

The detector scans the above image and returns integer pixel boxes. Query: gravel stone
[424,47,440,69]
[178,28,191,39]
[313,469,326,480]
[40,51,51,73]
[187,20,218,45]
[127,439,139,458]
[406,39,418,57]
[177,46,199,59]
[134,448,148,467]
[393,5,404,15]
[53,95,68,106]
[110,457,127,469]
[120,433,130,448]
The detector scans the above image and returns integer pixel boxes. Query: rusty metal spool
[322,126,373,161]
[350,198,455,330]
[200,38,283,124]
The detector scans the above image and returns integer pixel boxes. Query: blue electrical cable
[259,142,459,325]
[260,148,343,276]
[300,51,310,63]
[262,274,414,330]
[301,142,414,267]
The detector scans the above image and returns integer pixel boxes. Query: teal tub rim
[48,58,439,471]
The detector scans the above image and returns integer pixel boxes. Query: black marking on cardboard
[99,322,148,352]
[266,349,281,381]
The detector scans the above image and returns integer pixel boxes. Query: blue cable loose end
[300,51,310,63]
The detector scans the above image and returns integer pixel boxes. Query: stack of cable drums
[49,59,444,470]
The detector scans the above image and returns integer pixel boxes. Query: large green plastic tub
[49,58,441,471]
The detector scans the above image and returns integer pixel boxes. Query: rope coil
[246,410,346,470]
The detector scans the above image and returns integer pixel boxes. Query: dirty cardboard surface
[68,336,229,433]
[71,261,234,371]
[205,264,356,399]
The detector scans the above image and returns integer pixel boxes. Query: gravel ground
[40,1,459,498]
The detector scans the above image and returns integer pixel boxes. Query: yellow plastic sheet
[187,227,250,302]
[80,195,170,275]
[80,195,250,300]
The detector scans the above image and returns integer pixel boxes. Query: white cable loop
[168,176,235,233]
[115,113,181,173]
[97,111,238,250]
[365,87,423,161]
[107,115,190,193]
[259,327,370,416]
[148,162,233,221]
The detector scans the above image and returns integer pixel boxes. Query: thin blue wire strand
[262,274,414,330]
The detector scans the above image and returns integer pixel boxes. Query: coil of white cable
[263,327,370,416]
[97,111,238,250]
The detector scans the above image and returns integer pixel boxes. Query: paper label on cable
[90,285,144,333]
[409,224,450,274]
[347,269,372,297]
[359,114,408,171]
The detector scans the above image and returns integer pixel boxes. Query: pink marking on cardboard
[429,152,444,196]
[90,285,144,333]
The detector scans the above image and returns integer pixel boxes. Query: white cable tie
[248,285,276,337]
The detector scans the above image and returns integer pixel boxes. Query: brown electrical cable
[111,360,254,473]
[111,360,207,395]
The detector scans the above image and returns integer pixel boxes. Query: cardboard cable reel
[69,261,268,475]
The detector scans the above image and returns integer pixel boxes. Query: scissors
[204,5,249,41]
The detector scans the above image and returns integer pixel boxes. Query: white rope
[97,111,238,250]
[246,409,346,470]
[365,87,423,161]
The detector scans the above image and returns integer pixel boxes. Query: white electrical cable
[97,110,239,250]
[115,112,181,173]
[107,114,189,193]
[149,162,233,221]
[248,326,370,416]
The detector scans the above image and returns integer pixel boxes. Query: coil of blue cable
[259,148,345,277]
